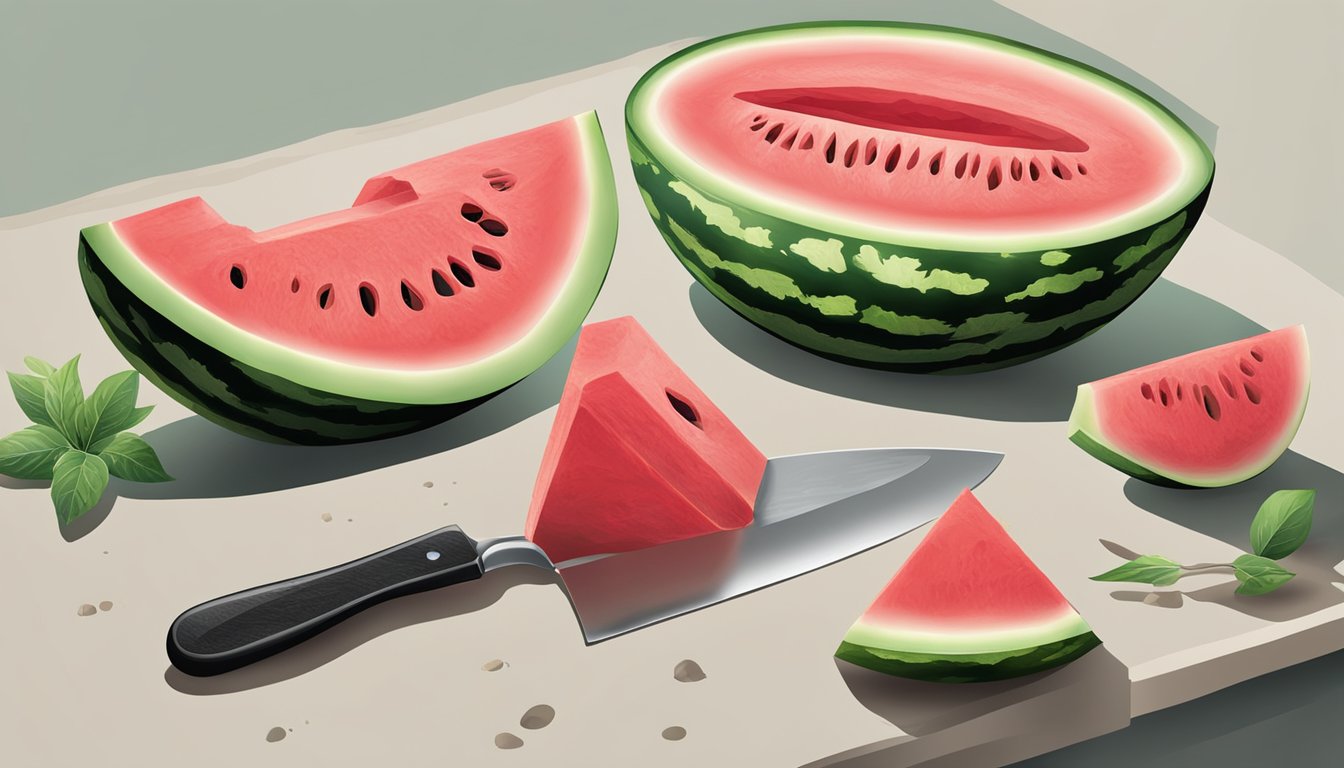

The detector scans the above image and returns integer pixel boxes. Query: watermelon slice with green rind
[78,113,617,444]
[836,489,1100,683]
[1068,325,1310,487]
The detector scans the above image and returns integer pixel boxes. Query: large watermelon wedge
[78,113,617,444]
[1068,326,1310,487]
[836,489,1100,683]
[627,23,1214,372]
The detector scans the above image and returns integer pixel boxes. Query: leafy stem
[1091,489,1316,598]
[1,355,171,525]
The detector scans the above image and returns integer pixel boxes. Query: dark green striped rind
[78,235,497,445]
[835,631,1101,683]
[628,126,1211,375]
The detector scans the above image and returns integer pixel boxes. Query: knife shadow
[688,279,1264,423]
[163,565,561,695]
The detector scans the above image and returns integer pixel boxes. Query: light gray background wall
[2,1,1340,765]
[2,0,1340,293]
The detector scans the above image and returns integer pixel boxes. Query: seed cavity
[1239,359,1255,376]
[924,149,946,176]
[986,160,1002,191]
[798,133,814,150]
[472,248,502,271]
[666,390,701,428]
[317,284,334,310]
[1028,159,1042,181]
[763,123,783,143]
[1140,382,1154,401]
[824,134,837,163]
[400,280,424,311]
[749,120,767,132]
[970,154,982,178]
[460,202,484,222]
[229,265,246,289]
[843,140,859,167]
[450,261,475,288]
[1157,378,1171,406]
[1219,371,1237,398]
[864,138,878,165]
[1250,347,1265,362]
[905,146,921,171]
[1201,385,1221,421]
[954,153,969,179]
[483,168,517,192]
[1051,157,1072,180]
[1010,157,1023,181]
[431,269,454,297]
[290,277,300,293]
[1077,163,1088,175]
[479,218,508,237]
[1244,381,1262,404]
[884,144,902,173]
[779,129,798,150]
[358,283,378,317]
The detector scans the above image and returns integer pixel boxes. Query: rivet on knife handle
[166,526,483,676]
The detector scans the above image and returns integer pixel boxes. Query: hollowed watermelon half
[1068,326,1310,487]
[836,489,1100,683]
[78,113,618,444]
[627,23,1214,372]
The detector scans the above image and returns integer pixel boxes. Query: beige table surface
[2,43,1342,768]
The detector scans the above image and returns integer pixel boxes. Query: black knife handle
[167,526,483,676]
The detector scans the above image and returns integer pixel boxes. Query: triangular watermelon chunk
[836,489,1100,683]
[525,316,766,563]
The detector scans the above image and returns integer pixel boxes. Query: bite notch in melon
[526,316,767,564]
[837,489,1100,683]
[627,22,1214,372]
[78,113,618,444]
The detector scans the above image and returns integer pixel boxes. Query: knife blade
[166,447,1001,676]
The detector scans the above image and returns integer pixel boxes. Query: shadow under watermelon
[1114,451,1344,623]
[689,279,1266,423]
[822,648,1129,766]
[119,333,579,501]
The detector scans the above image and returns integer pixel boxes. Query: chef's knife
[167,447,1002,676]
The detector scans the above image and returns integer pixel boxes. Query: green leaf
[1250,489,1316,560]
[43,356,84,443]
[1232,554,1295,596]
[0,425,71,480]
[74,370,139,451]
[1091,555,1184,586]
[50,450,109,525]
[88,406,153,453]
[8,371,54,427]
[23,356,55,377]
[97,432,171,483]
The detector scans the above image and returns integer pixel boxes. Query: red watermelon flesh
[110,115,599,370]
[861,489,1081,631]
[650,32,1190,239]
[1068,326,1310,487]
[836,489,1099,682]
[526,316,766,563]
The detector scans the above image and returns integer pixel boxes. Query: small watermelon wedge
[79,113,617,444]
[836,489,1100,683]
[1068,326,1310,487]
[526,316,766,563]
